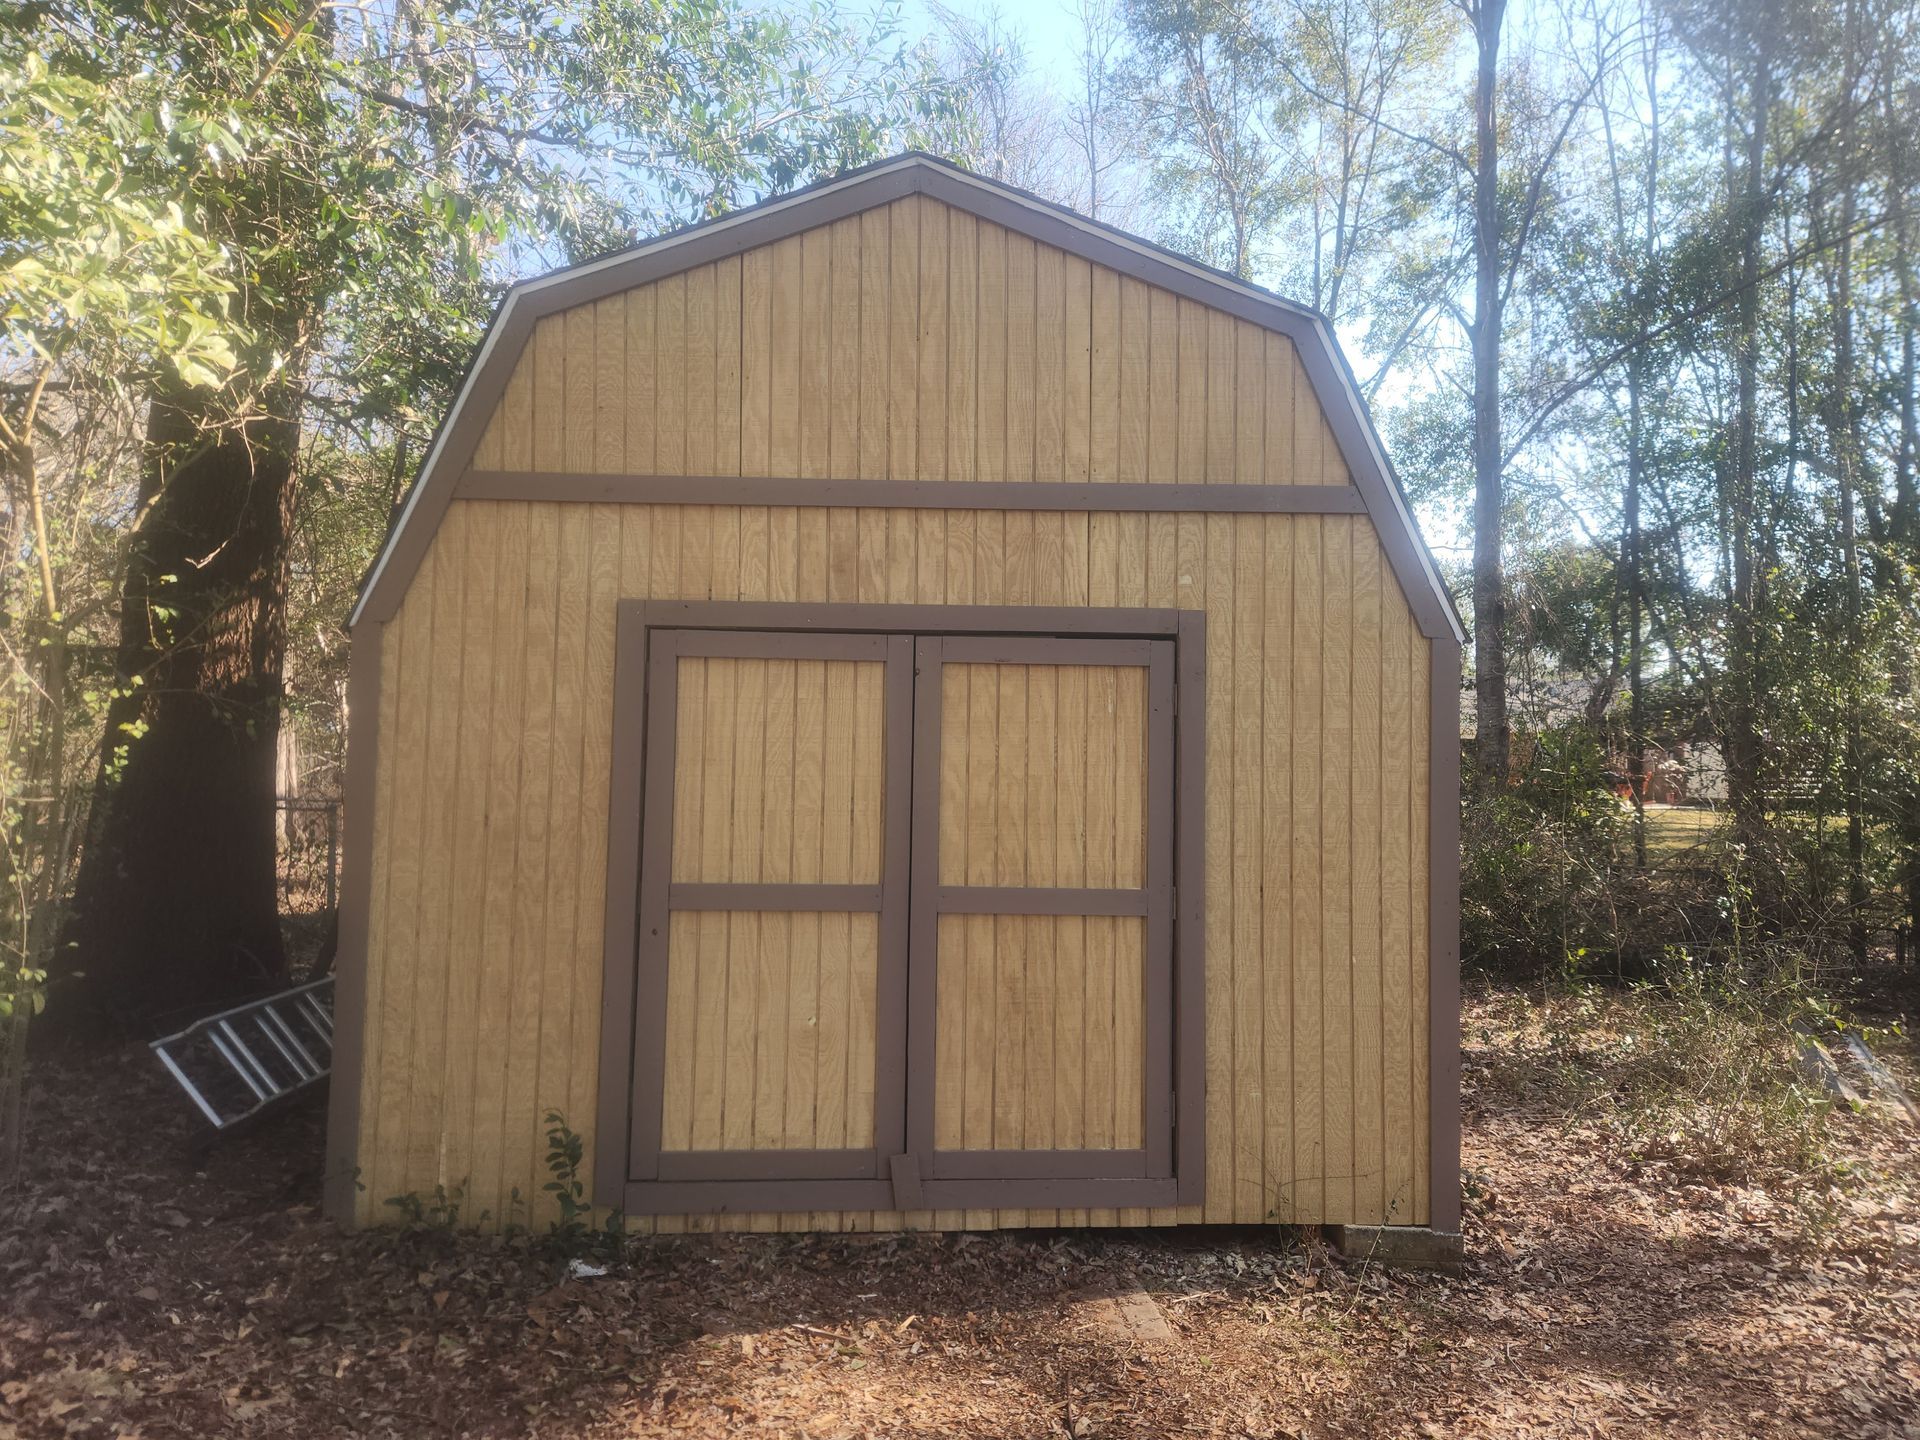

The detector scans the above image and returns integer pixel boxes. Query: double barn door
[623,627,1178,1214]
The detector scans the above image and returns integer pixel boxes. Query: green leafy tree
[1,29,249,1166]
[8,0,974,1030]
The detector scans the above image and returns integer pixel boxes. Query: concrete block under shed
[1323,1224,1464,1273]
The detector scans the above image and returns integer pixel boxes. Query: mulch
[2,994,1916,1439]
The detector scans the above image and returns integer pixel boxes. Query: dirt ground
[3,990,1916,1439]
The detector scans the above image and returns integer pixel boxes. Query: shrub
[1466,957,1852,1216]
[1462,727,1623,977]
[541,1110,625,1260]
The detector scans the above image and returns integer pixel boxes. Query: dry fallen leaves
[0,997,1915,1438]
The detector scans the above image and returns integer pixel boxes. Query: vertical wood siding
[936,663,1148,888]
[658,653,887,1162]
[357,193,1434,1232]
[933,914,1145,1154]
[661,912,880,1155]
[470,196,1347,487]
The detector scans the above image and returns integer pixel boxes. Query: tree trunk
[1724,44,1772,852]
[1625,351,1648,864]
[1610,11,1659,867]
[1892,97,1920,966]
[1470,0,1510,790]
[53,385,300,1033]
[1831,0,1867,963]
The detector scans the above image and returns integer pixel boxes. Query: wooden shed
[325,153,1464,1240]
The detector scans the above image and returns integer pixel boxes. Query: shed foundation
[1323,1224,1464,1273]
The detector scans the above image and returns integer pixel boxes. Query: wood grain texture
[352,194,1437,1233]
[929,655,1154,1179]
[933,915,1145,1153]
[670,657,885,884]
[658,913,880,1153]
[469,198,1364,497]
[937,663,1147,888]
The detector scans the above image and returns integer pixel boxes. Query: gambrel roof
[353,152,1462,644]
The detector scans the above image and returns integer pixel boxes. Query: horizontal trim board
[928,1177,1177,1207]
[935,636,1154,667]
[460,471,1368,515]
[672,629,893,661]
[623,1178,896,1214]
[618,1176,1179,1214]
[667,883,884,912]
[931,1149,1150,1180]
[934,886,1148,917]
[637,600,1184,638]
[655,1149,881,1182]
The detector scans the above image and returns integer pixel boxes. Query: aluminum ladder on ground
[149,977,335,1140]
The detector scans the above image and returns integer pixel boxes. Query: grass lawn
[1637,804,1728,862]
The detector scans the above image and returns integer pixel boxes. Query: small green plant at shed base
[385,1179,484,1236]
[542,1110,624,1259]
[500,1186,529,1239]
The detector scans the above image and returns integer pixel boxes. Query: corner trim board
[1428,641,1464,1231]
[322,620,384,1224]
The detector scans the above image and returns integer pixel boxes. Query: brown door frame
[596,600,1207,1217]
[626,628,914,1192]
[906,635,1177,1186]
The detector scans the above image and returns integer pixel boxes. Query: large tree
[19,0,972,1031]
[2,29,246,1156]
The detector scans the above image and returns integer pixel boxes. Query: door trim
[596,601,1207,1216]
[620,627,915,1190]
[906,634,1178,1185]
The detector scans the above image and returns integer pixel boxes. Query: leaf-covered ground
[2,989,1916,1439]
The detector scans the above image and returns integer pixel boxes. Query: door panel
[659,911,879,1152]
[668,655,887,885]
[936,663,1149,888]
[932,913,1145,1153]
[909,635,1176,1184]
[629,631,911,1186]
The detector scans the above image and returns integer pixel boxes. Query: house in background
[326,154,1465,1246]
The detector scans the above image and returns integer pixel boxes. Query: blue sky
[898,0,1087,89]
[882,0,1479,563]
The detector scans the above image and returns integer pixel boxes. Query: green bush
[1462,727,1623,977]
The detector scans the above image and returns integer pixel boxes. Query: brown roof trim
[351,154,1462,645]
